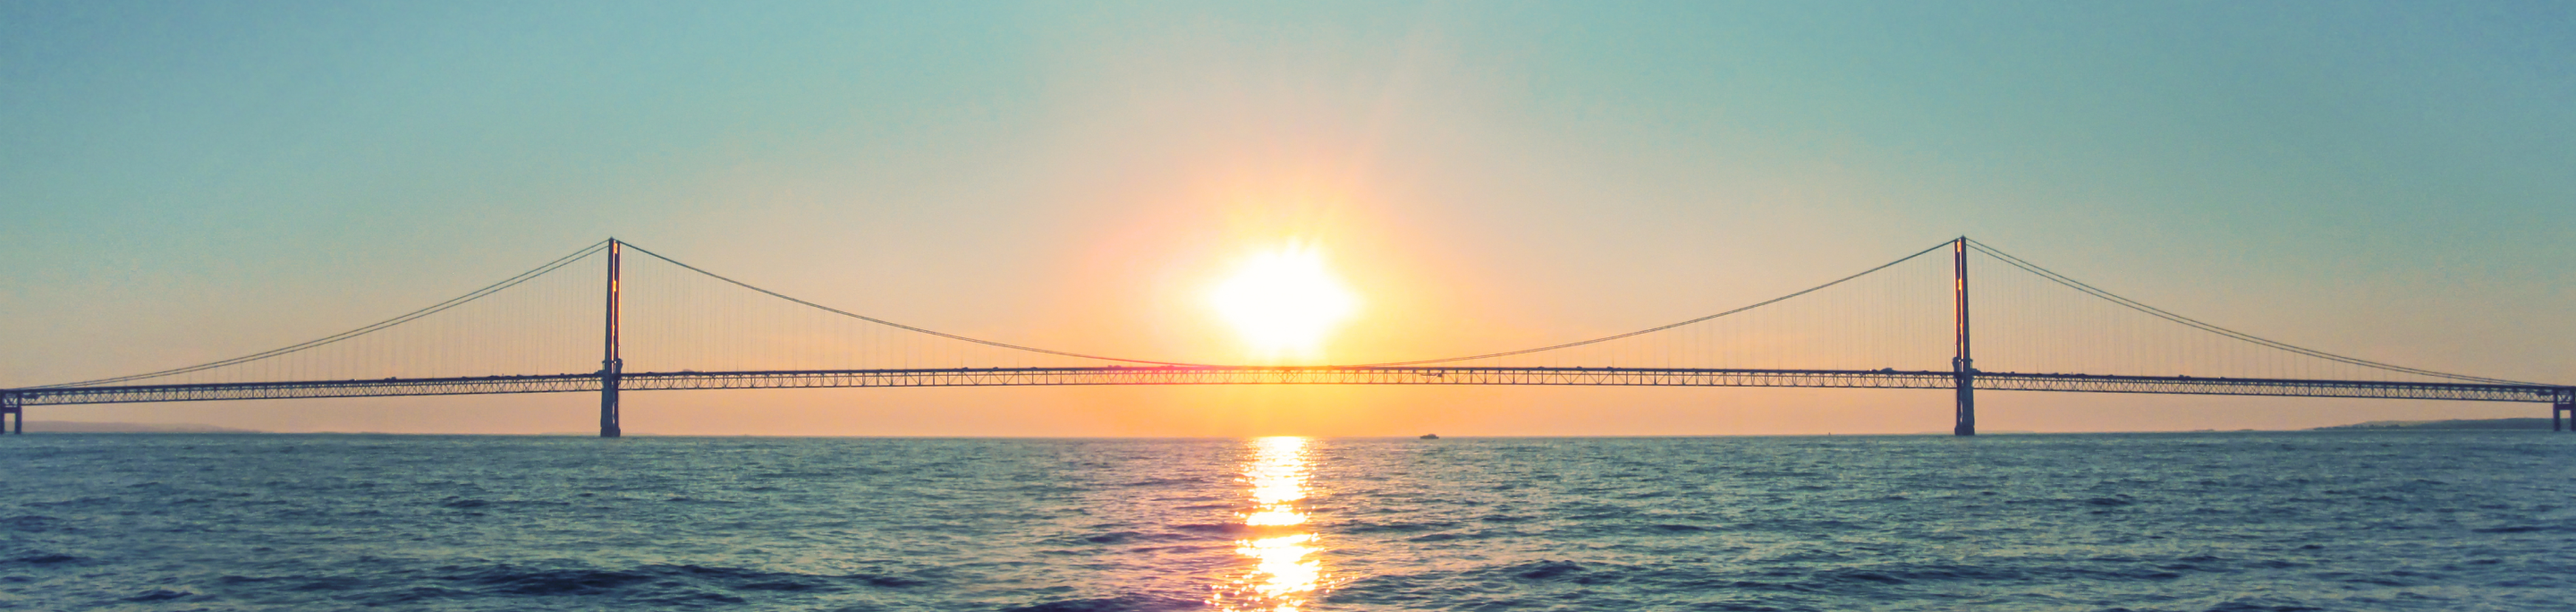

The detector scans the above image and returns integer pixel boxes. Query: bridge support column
[1953,237,1976,437]
[1954,367,1974,436]
[2556,396,2571,432]
[4,393,21,435]
[600,240,623,438]
[601,361,621,438]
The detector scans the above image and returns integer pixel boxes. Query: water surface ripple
[2,431,2571,610]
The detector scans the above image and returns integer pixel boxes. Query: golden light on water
[1210,436,1327,612]
[1243,508,1307,527]
[1208,243,1359,361]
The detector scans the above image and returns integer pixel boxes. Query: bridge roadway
[9,367,2569,406]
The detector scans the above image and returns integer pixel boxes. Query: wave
[7,553,81,565]
[421,562,934,600]
[0,514,66,532]
[995,594,1202,612]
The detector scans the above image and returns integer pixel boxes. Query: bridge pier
[4,393,21,435]
[1954,364,1975,436]
[600,361,621,438]
[2556,396,2572,432]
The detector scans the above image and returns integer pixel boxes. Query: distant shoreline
[2308,418,2555,430]
[16,421,265,433]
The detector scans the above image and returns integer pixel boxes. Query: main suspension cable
[617,242,1214,367]
[1351,239,1955,367]
[35,240,613,388]
[1965,239,2535,385]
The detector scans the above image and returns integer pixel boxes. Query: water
[4,431,2572,611]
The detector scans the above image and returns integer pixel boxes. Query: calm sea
[3,431,2571,611]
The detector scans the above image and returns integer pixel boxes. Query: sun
[1209,242,1360,360]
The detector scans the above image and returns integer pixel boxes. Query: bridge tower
[1953,237,1975,437]
[3,392,20,435]
[600,239,623,438]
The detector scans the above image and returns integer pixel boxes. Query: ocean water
[2,431,2572,611]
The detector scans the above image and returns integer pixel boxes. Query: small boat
[1419,433,1440,439]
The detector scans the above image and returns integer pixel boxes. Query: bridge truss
[10,367,2567,407]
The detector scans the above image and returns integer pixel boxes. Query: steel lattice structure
[9,367,2567,407]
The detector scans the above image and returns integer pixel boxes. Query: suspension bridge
[4,238,2567,437]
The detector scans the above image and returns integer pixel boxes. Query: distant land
[2312,418,2555,430]
[20,421,264,433]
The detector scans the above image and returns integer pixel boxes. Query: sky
[3,1,2571,436]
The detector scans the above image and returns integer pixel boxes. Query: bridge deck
[10,367,2568,405]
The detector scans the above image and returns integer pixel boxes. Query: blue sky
[4,2,2570,434]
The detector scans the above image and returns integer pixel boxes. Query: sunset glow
[1209,243,1360,360]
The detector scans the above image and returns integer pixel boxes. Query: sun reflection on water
[1210,436,1326,612]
